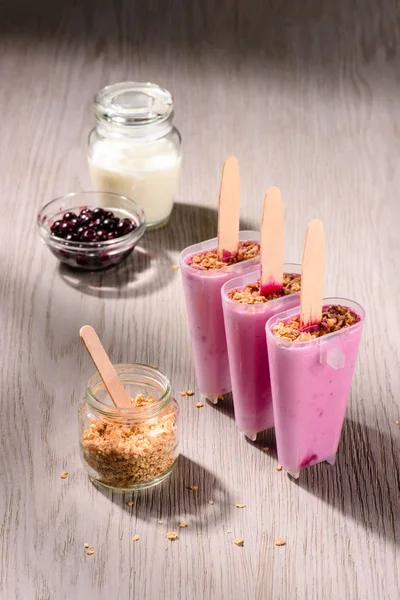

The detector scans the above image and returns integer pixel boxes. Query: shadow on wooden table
[297,418,400,547]
[210,395,279,460]
[58,203,255,298]
[206,393,235,421]
[142,202,255,252]
[246,427,278,460]
[93,454,233,526]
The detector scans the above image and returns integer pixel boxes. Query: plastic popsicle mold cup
[221,264,301,440]
[266,297,365,478]
[179,231,260,403]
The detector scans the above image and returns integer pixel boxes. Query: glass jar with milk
[88,82,182,229]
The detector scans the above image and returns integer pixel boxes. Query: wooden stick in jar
[300,219,325,329]
[217,156,241,260]
[260,186,284,296]
[79,325,132,409]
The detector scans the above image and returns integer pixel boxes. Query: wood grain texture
[0,1,399,599]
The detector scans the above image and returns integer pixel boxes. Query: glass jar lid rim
[94,81,174,127]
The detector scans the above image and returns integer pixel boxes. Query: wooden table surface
[1,1,399,599]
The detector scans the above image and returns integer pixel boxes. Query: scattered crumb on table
[234,537,244,547]
[275,537,286,546]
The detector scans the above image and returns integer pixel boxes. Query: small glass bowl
[37,191,146,270]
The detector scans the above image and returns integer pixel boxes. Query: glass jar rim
[85,363,172,418]
[94,81,174,128]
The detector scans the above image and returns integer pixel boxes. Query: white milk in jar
[88,82,182,229]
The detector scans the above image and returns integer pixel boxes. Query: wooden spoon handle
[80,325,132,409]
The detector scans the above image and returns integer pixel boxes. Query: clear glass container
[88,81,182,229]
[79,363,179,491]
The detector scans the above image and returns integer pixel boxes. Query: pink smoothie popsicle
[266,298,365,477]
[180,232,260,403]
[221,265,301,440]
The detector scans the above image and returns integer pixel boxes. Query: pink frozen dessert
[180,232,260,403]
[221,266,301,440]
[266,298,365,477]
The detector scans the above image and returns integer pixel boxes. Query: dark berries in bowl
[38,192,146,271]
[50,207,137,242]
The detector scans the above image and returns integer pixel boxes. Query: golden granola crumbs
[81,393,177,488]
[217,395,224,401]
[234,537,245,547]
[132,534,140,541]
[127,501,134,506]
[158,520,164,524]
[395,420,399,425]
[84,543,89,548]
[179,391,187,396]
[186,390,194,396]
[188,241,260,270]
[60,471,68,479]
[188,485,198,491]
[170,264,179,270]
[196,402,204,408]
[227,273,301,304]
[166,532,178,541]
[150,364,158,369]
[86,549,95,556]
[235,504,246,508]
[208,500,214,505]
[178,521,188,528]
[129,393,157,407]
[272,305,360,342]
[275,537,286,547]
[262,447,270,453]
[276,464,282,471]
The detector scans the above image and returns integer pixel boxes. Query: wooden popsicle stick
[217,156,240,260]
[300,219,325,329]
[80,325,133,409]
[260,187,284,296]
